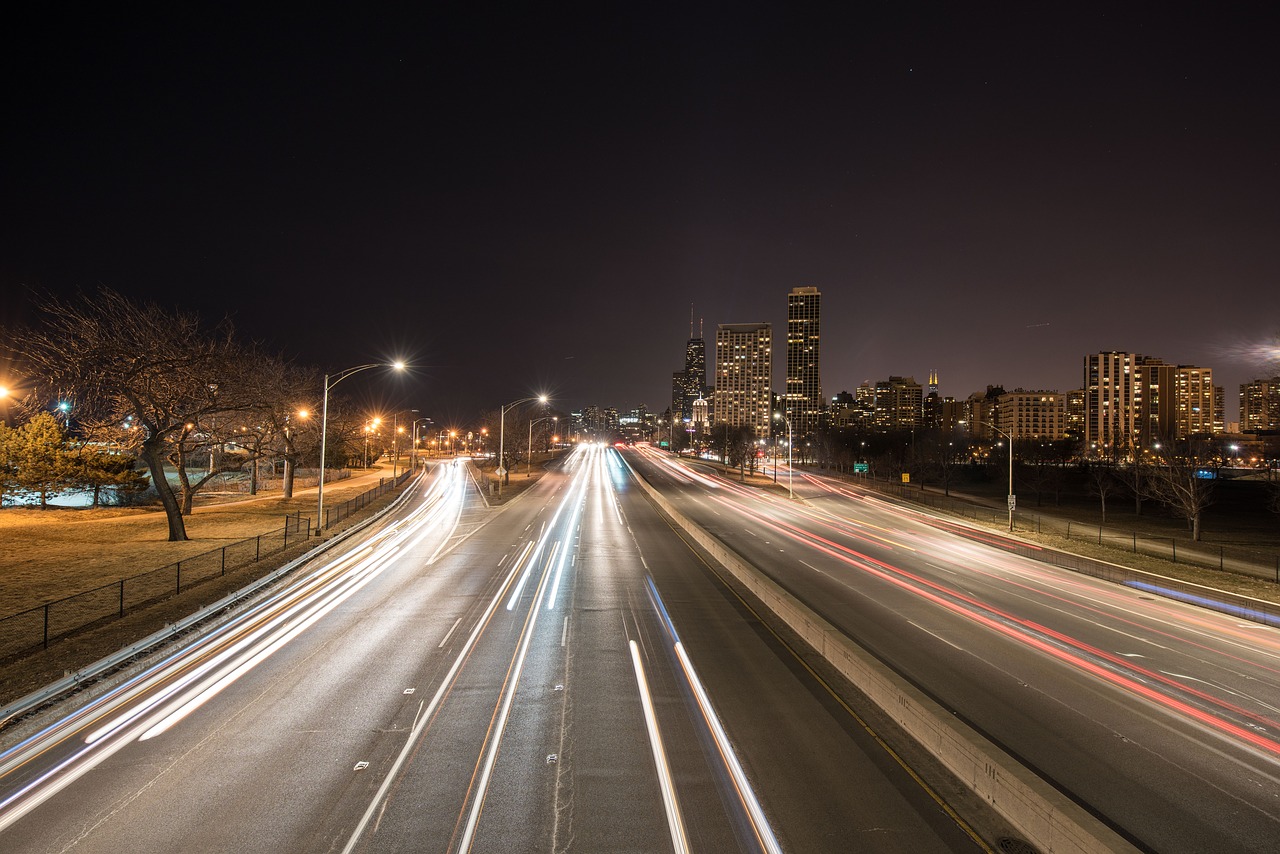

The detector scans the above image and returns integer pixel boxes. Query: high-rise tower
[671,308,708,421]
[785,286,823,435]
[714,322,773,436]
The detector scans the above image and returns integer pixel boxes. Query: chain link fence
[842,475,1280,582]
[0,513,310,662]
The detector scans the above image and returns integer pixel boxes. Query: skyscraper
[785,286,823,435]
[671,311,707,422]
[714,322,773,436]
[1085,351,1223,455]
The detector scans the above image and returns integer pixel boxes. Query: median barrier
[626,460,1134,854]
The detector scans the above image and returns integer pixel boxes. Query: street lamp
[499,395,548,488]
[962,419,1015,532]
[773,412,793,499]
[410,414,431,471]
[317,361,405,533]
[527,415,557,476]
[363,417,381,469]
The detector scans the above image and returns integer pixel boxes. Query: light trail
[0,463,467,834]
[629,640,691,854]
[703,480,1280,758]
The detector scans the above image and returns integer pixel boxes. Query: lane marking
[438,617,463,649]
[629,640,690,854]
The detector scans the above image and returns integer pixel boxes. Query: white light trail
[630,640,691,854]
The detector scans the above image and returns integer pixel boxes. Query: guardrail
[0,513,310,662]
[323,469,415,529]
[623,454,1133,854]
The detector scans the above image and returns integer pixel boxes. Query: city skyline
[3,8,1278,421]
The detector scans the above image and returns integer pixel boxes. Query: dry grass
[0,468,395,617]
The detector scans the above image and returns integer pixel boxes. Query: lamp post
[362,417,381,469]
[317,362,404,533]
[411,414,431,471]
[773,412,793,499]
[499,395,548,488]
[963,419,1015,532]
[527,415,557,476]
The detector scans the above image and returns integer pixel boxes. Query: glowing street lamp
[527,415,557,476]
[498,394,548,488]
[962,419,1015,531]
[773,412,793,499]
[317,361,404,533]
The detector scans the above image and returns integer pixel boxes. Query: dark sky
[4,5,1278,425]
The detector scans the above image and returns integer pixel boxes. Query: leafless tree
[1143,439,1217,541]
[12,288,262,540]
[1084,462,1121,523]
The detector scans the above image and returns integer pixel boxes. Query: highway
[0,447,988,852]
[626,444,1280,853]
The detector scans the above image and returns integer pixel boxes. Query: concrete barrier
[629,463,1135,854]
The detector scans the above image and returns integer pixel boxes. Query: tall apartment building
[1241,378,1280,432]
[995,390,1066,441]
[872,376,923,432]
[1084,351,1141,452]
[1085,351,1222,454]
[785,286,823,435]
[714,322,773,436]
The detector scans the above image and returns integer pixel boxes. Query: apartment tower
[714,322,773,436]
[785,286,823,435]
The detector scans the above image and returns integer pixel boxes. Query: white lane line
[341,530,537,854]
[561,617,569,648]
[674,642,783,854]
[629,640,690,854]
[438,617,463,649]
[458,537,559,852]
[907,621,964,652]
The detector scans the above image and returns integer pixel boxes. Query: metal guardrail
[0,514,311,662]
[0,466,428,732]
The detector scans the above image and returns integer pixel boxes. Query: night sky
[4,6,1278,425]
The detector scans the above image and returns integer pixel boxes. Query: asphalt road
[628,446,1280,853]
[0,448,989,852]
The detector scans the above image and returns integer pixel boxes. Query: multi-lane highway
[627,444,1280,852]
[0,446,989,852]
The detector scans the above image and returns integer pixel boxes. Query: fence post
[1220,546,1224,571]
[1172,539,1177,563]
[221,546,227,575]
[1133,533,1137,553]
[256,536,261,561]
[44,604,50,649]
[1098,527,1102,545]
[1067,521,1071,538]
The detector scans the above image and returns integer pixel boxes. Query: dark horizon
[3,7,1278,424]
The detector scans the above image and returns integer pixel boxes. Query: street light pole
[527,415,557,476]
[774,412,793,499]
[963,419,1015,532]
[317,362,405,533]
[498,394,548,489]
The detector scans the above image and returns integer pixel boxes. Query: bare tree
[1144,439,1217,541]
[1084,462,1121,523]
[13,288,258,540]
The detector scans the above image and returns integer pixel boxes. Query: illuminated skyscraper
[785,286,823,435]
[672,310,707,422]
[714,322,773,436]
